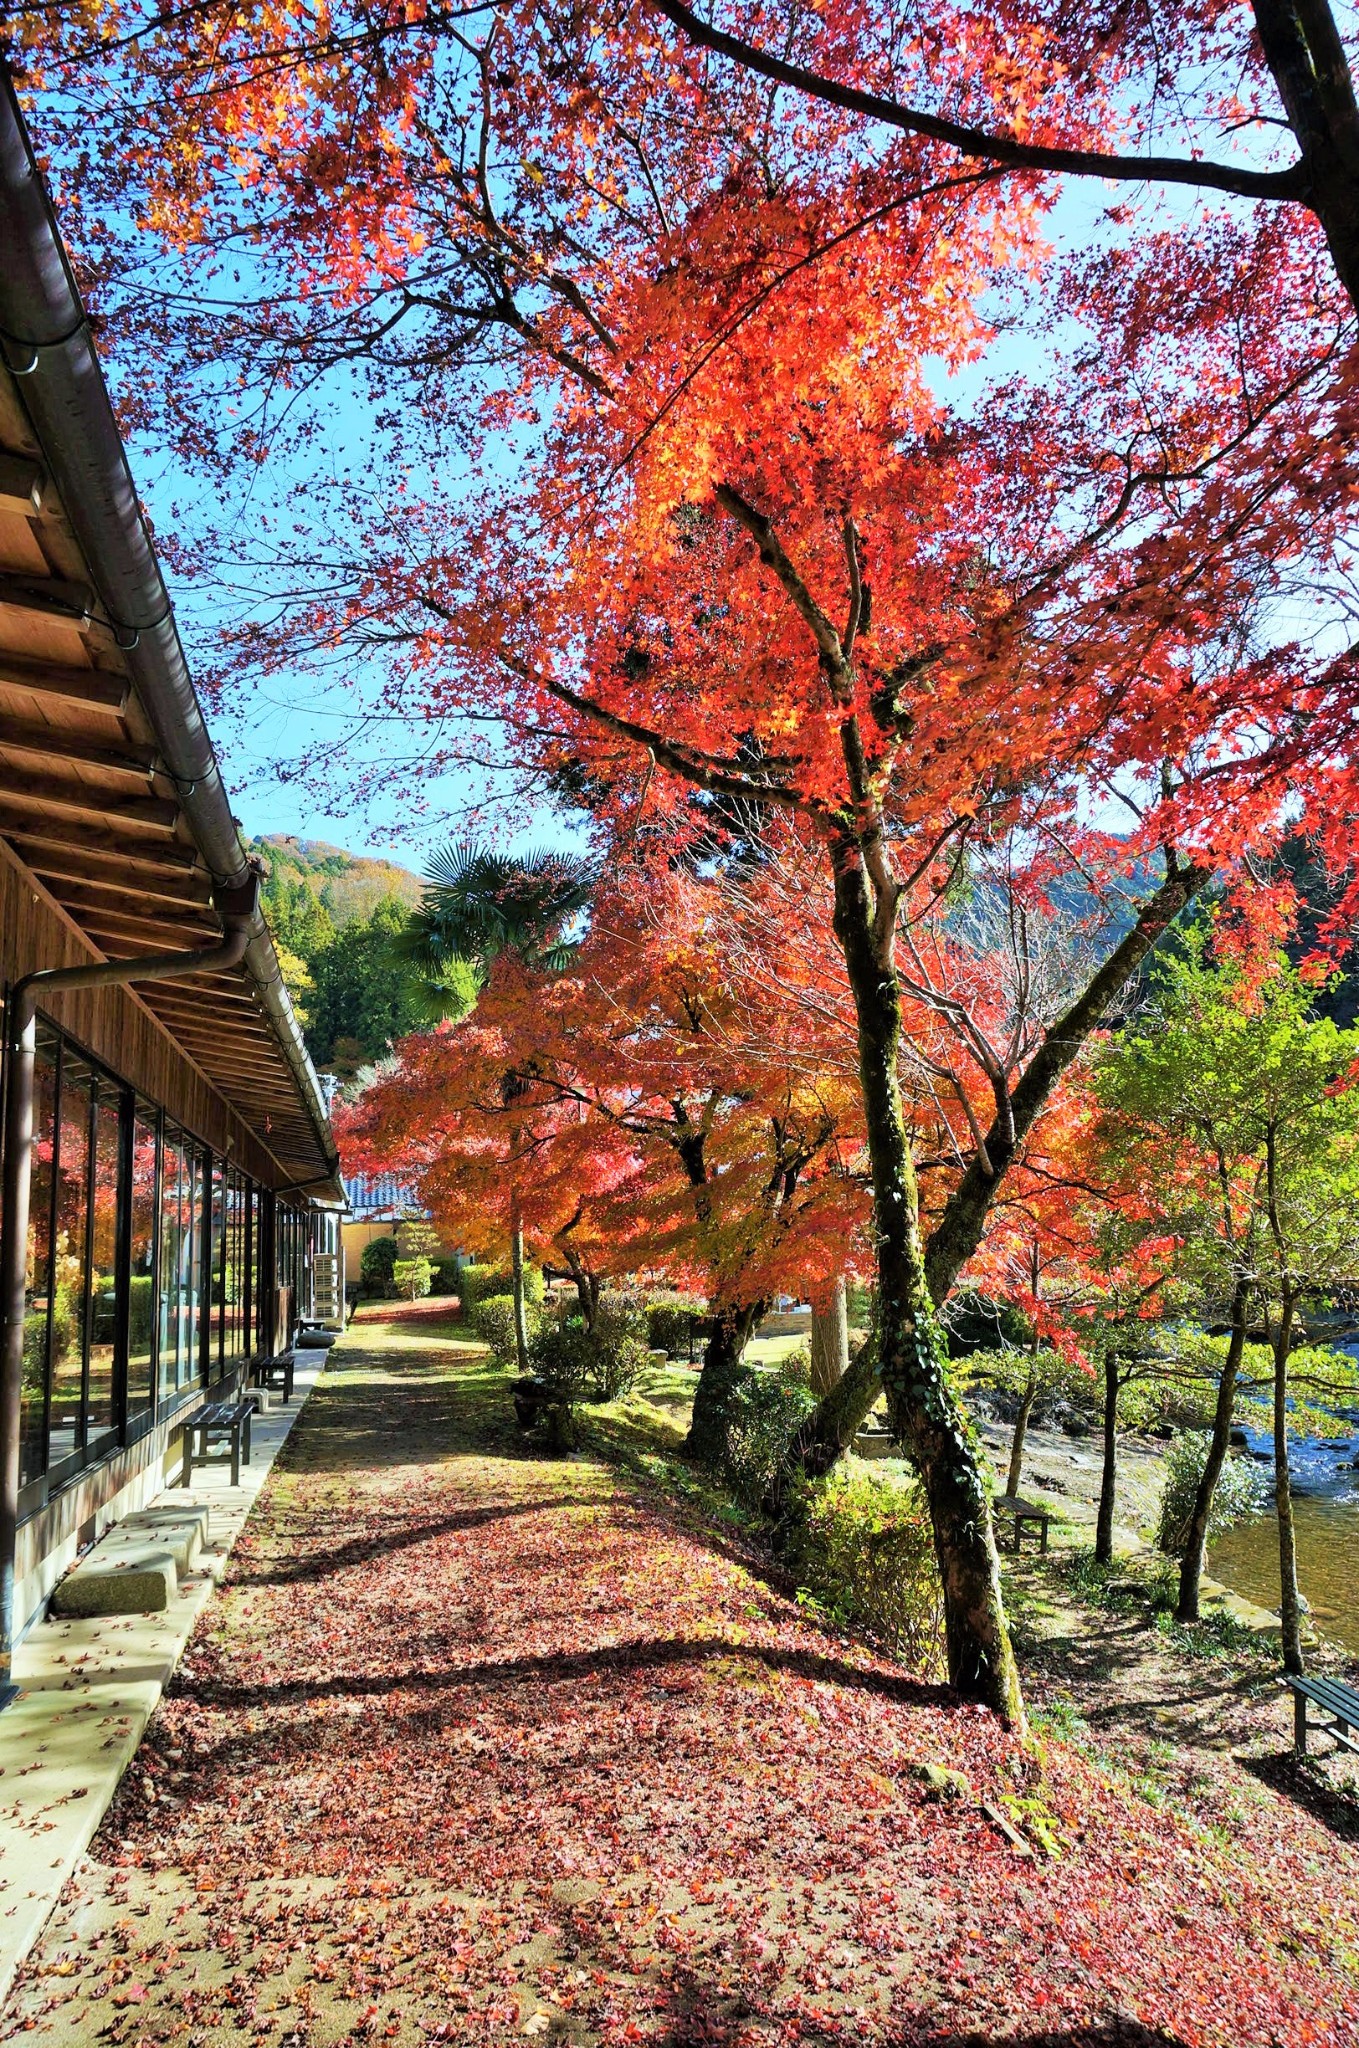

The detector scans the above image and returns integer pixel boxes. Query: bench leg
[1040,1520,1049,1555]
[182,1432,193,1487]
[243,1412,252,1465]
[1295,1689,1309,1757]
[230,1427,241,1488]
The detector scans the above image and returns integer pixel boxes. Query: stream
[1208,1425,1359,1655]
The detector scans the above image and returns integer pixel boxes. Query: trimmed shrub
[1156,1431,1269,1556]
[472,1292,542,1366]
[430,1258,461,1296]
[646,1292,707,1357]
[360,1236,398,1291]
[593,1333,650,1401]
[590,1293,650,1399]
[786,1465,945,1673]
[393,1256,434,1302]
[528,1321,595,1398]
[710,1358,816,1505]
[459,1262,545,1316]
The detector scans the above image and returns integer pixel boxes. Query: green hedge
[786,1466,944,1673]
[471,1292,544,1365]
[459,1262,545,1315]
[360,1237,398,1289]
[645,1292,708,1357]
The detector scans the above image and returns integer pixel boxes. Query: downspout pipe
[0,69,338,1187]
[0,879,257,1699]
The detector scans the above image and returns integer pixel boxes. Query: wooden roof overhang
[0,95,341,1202]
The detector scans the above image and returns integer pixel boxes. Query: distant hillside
[251,834,422,928]
[250,835,430,1076]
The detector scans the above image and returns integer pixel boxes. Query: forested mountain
[251,836,429,1076]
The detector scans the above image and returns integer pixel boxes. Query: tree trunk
[769,1333,880,1511]
[559,1247,599,1330]
[510,1205,531,1375]
[809,1277,850,1398]
[1273,1295,1305,1676]
[685,1300,764,1463]
[778,864,1210,1495]
[1176,1280,1249,1622]
[1253,0,1359,317]
[829,847,1023,1725]
[1006,1370,1037,1500]
[1095,1351,1119,1565]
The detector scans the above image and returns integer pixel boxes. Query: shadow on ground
[1239,1748,1359,1840]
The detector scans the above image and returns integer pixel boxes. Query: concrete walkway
[0,1351,326,2006]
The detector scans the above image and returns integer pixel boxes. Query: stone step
[49,1504,211,1619]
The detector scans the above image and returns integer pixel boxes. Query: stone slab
[0,1347,328,2011]
[48,1502,212,1618]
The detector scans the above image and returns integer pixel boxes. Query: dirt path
[3,1316,1357,2048]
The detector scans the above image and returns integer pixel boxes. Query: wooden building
[0,77,344,1683]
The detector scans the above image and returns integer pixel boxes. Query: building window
[127,1103,158,1423]
[85,1071,121,1451]
[208,1155,227,1381]
[158,1124,206,1399]
[20,1024,58,1492]
[12,1008,298,1508]
[216,1165,249,1369]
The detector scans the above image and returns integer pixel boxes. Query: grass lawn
[5,1309,1356,2047]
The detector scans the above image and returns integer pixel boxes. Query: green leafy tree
[360,1236,398,1293]
[1095,935,1359,1658]
[397,841,597,1370]
[393,1257,434,1302]
[310,897,436,1072]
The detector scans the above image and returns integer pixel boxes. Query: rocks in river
[1230,1428,1250,1449]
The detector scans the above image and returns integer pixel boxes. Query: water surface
[1208,1426,1359,1655]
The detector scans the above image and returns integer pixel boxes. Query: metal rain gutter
[0,68,338,1185]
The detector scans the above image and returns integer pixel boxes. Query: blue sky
[102,135,1277,870]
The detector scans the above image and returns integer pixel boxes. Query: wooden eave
[0,370,333,1189]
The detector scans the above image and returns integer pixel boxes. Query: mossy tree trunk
[1176,1279,1249,1622]
[1272,1291,1305,1675]
[809,1278,850,1398]
[777,865,1208,1494]
[1095,1349,1120,1565]
[510,1200,531,1375]
[1006,1362,1038,1500]
[829,841,1023,1724]
[686,1300,766,1463]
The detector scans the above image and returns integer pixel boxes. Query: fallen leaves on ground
[4,1324,1357,2047]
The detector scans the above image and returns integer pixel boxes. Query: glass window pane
[187,1147,208,1387]
[85,1079,122,1446]
[208,1156,226,1378]
[50,1054,92,1470]
[159,1128,186,1401]
[20,1027,59,1489]
[225,1172,245,1363]
[249,1188,262,1352]
[128,1107,157,1419]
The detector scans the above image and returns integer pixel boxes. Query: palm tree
[399,841,597,1368]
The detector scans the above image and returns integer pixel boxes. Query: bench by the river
[996,1494,1052,1555]
[181,1399,254,1487]
[1285,1673,1359,1757]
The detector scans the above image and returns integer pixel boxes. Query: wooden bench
[1285,1673,1359,1757]
[181,1399,254,1487]
[251,1350,296,1402]
[996,1494,1052,1555]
